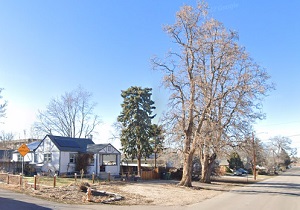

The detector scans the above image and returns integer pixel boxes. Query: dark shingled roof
[46,135,95,152]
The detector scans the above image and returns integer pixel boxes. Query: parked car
[234,168,248,176]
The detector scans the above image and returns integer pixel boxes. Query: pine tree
[117,86,156,176]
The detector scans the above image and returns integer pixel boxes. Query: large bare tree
[152,2,273,186]
[35,87,101,138]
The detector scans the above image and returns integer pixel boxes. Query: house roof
[87,143,121,154]
[217,159,229,166]
[27,141,41,151]
[46,135,95,152]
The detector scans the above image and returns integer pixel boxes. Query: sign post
[18,144,30,177]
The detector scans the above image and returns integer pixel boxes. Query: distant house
[12,141,41,164]
[33,135,121,176]
[0,149,13,162]
[0,149,14,172]
[216,159,229,175]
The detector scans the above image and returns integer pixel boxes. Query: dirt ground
[0,176,261,206]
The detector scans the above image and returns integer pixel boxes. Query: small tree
[149,124,165,168]
[117,86,156,176]
[75,153,94,173]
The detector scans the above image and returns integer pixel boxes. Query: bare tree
[0,131,14,148]
[35,87,101,138]
[267,136,296,168]
[0,88,7,123]
[152,2,273,186]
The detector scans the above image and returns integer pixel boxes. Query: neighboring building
[0,138,40,150]
[0,149,15,173]
[0,149,13,161]
[12,141,41,164]
[216,159,229,175]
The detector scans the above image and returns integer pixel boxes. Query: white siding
[35,136,60,173]
[60,151,77,174]
[98,150,121,175]
[12,152,34,163]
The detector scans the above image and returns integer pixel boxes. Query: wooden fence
[141,169,160,180]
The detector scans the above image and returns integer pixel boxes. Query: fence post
[7,174,9,184]
[74,173,77,184]
[92,172,95,184]
[53,174,56,188]
[34,175,37,190]
[19,173,23,187]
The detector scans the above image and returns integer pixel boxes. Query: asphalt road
[0,167,299,210]
[192,166,300,210]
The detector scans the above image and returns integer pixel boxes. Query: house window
[69,153,77,163]
[34,154,38,163]
[107,146,112,152]
[17,154,22,162]
[44,153,52,162]
[102,154,117,166]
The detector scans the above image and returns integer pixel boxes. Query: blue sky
[0,1,299,154]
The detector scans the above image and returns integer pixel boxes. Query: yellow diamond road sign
[18,143,30,157]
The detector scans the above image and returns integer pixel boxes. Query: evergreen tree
[117,86,156,176]
[228,152,244,170]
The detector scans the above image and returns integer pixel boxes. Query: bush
[79,182,90,192]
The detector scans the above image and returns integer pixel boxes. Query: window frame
[69,153,77,164]
[17,154,22,162]
[102,154,117,166]
[44,153,52,163]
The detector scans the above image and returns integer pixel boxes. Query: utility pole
[252,132,257,180]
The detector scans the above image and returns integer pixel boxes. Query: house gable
[87,143,120,154]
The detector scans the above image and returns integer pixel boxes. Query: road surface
[0,167,299,210]
[193,166,300,210]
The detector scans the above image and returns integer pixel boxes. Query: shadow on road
[0,197,52,210]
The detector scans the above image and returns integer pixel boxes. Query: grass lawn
[23,176,94,187]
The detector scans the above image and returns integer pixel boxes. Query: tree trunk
[179,151,194,187]
[137,155,142,177]
[200,153,216,183]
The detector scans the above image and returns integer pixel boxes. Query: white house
[33,135,121,176]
